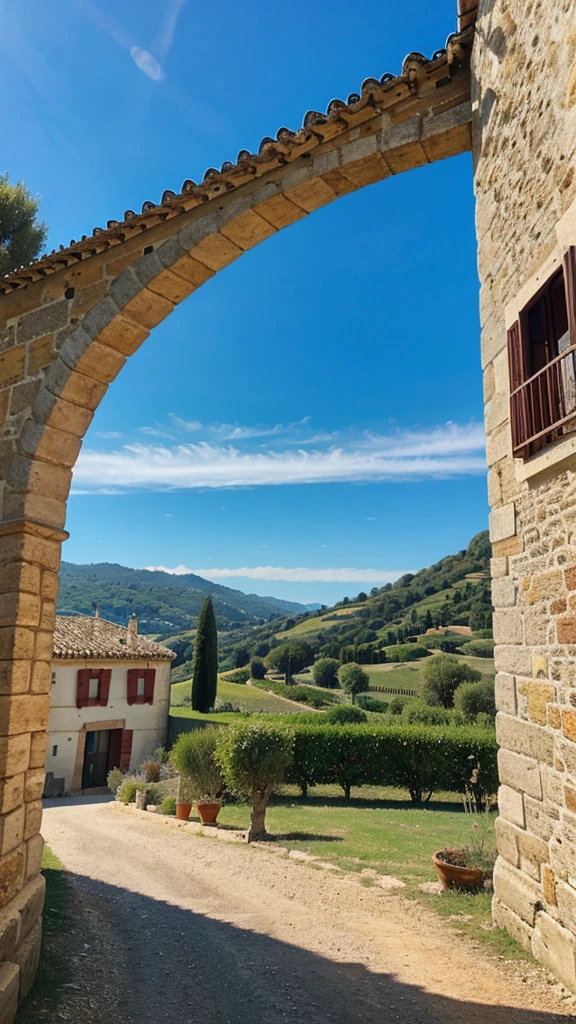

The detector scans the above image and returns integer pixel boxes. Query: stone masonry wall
[474,0,576,990]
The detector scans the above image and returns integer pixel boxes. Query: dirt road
[37,797,573,1023]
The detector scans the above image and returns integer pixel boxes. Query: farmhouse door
[82,729,111,789]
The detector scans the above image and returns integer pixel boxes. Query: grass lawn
[171,677,312,714]
[211,788,524,960]
[16,847,73,1023]
[363,654,495,696]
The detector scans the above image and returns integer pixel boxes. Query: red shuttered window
[76,668,112,708]
[126,668,156,705]
[120,729,133,770]
[509,248,576,457]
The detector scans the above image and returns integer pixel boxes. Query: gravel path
[36,797,573,1023]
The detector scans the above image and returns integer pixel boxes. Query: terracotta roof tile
[0,29,473,294]
[52,615,175,660]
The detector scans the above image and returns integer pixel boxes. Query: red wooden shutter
[507,320,524,392]
[507,320,530,456]
[126,668,138,705]
[76,669,90,708]
[563,247,576,344]
[120,729,133,770]
[144,668,156,704]
[99,669,112,707]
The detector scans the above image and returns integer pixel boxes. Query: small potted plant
[175,776,194,821]
[170,728,225,825]
[433,803,496,891]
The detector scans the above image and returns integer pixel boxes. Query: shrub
[286,723,498,802]
[325,704,367,724]
[214,700,243,712]
[141,760,161,783]
[118,777,144,804]
[266,641,314,681]
[221,668,250,684]
[356,694,389,713]
[159,797,177,816]
[215,723,294,841]
[421,656,482,708]
[250,658,266,680]
[170,728,225,802]
[338,663,369,703]
[386,644,430,663]
[474,629,493,640]
[400,699,465,727]
[312,657,340,689]
[454,678,496,720]
[388,695,410,715]
[459,639,495,658]
[107,768,123,794]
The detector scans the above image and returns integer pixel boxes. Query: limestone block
[550,817,576,882]
[524,607,549,646]
[491,556,509,579]
[495,673,517,715]
[0,775,24,816]
[527,569,564,605]
[556,880,576,927]
[484,391,509,434]
[532,655,549,679]
[562,708,576,742]
[541,768,564,812]
[254,194,306,230]
[494,645,532,676]
[0,963,19,1024]
[498,784,525,827]
[493,608,523,645]
[0,808,24,856]
[0,905,19,963]
[516,681,556,726]
[25,834,44,881]
[486,422,512,467]
[557,618,576,644]
[494,816,520,868]
[517,828,551,881]
[28,732,48,770]
[496,712,555,765]
[0,695,51,737]
[498,748,542,800]
[489,503,516,542]
[0,347,25,388]
[0,847,25,909]
[220,209,276,250]
[566,564,576,591]
[13,919,41,1000]
[492,896,533,952]
[10,875,45,942]
[493,856,542,926]
[0,735,30,779]
[491,576,516,608]
[525,795,559,841]
[543,866,558,907]
[532,911,576,992]
[24,770,44,803]
[24,801,42,842]
[284,177,337,213]
[0,662,30,697]
[187,233,243,272]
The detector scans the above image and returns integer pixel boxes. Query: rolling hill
[57,562,307,633]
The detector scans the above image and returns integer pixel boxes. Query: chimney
[128,614,138,647]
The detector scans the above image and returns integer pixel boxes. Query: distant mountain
[58,562,307,634]
[305,603,323,611]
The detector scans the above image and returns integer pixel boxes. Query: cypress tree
[191,595,218,712]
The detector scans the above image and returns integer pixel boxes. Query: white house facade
[44,614,175,795]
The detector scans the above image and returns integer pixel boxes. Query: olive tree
[215,724,293,841]
[421,656,481,709]
[338,662,369,704]
[312,657,340,689]
[266,640,313,684]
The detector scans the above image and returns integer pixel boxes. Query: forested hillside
[57,562,306,633]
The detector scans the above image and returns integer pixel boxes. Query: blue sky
[2,0,487,606]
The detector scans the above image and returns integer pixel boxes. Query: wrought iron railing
[511,344,576,456]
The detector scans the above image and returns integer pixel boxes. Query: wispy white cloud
[145,565,413,583]
[73,421,486,493]
[168,414,203,432]
[94,431,123,439]
[139,426,176,440]
[130,46,164,81]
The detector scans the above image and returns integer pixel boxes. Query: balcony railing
[510,344,576,456]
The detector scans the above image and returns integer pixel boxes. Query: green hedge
[285,723,498,802]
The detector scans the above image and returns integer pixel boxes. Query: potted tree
[170,728,225,825]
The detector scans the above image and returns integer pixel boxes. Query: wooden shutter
[508,320,530,456]
[76,669,90,708]
[108,729,122,770]
[126,668,138,705]
[563,247,576,344]
[144,668,156,705]
[120,729,133,770]
[98,669,112,707]
[507,320,524,392]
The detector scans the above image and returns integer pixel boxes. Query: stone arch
[0,28,473,1017]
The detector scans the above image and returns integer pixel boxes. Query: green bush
[421,656,482,708]
[286,723,498,802]
[356,694,389,713]
[221,668,250,684]
[159,797,177,816]
[459,639,495,658]
[454,678,496,720]
[118,777,144,804]
[386,644,431,663]
[170,728,224,801]
[324,704,367,724]
[107,768,123,794]
[400,699,465,727]
[252,678,340,707]
[338,663,369,702]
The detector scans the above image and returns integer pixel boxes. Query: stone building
[45,615,173,795]
[1,0,576,1014]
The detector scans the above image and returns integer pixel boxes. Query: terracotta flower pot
[176,803,192,821]
[432,849,484,890]
[197,801,221,825]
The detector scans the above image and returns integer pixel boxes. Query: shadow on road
[17,867,568,1024]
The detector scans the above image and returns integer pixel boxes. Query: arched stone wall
[0,31,472,1019]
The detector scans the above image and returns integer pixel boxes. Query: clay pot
[176,803,192,821]
[432,849,484,890]
[197,801,221,825]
